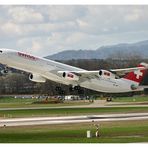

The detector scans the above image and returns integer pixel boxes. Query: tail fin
[123,63,148,84]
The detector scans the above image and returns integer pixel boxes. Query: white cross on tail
[134,70,143,79]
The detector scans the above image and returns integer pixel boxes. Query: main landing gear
[55,85,84,95]
[69,85,84,94]
[55,86,65,95]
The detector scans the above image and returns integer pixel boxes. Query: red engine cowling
[62,72,79,81]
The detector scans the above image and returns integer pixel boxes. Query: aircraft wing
[58,67,146,78]
[58,63,148,80]
[111,62,148,76]
[110,67,146,76]
[58,70,99,79]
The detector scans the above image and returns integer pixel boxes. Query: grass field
[0,120,148,143]
[0,96,148,118]
[112,95,148,102]
[0,97,90,108]
[0,95,148,107]
[0,106,148,118]
[0,96,148,143]
[0,95,148,108]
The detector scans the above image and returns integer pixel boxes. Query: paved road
[0,113,148,127]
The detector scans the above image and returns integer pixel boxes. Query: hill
[46,40,148,60]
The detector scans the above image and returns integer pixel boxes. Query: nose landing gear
[1,66,9,74]
[3,67,9,74]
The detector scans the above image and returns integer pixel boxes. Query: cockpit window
[0,50,2,53]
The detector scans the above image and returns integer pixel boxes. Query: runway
[1,113,148,127]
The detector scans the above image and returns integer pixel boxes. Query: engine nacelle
[62,72,79,81]
[98,70,116,79]
[29,73,46,83]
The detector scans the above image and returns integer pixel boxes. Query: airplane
[0,48,148,93]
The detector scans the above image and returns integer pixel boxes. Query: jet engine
[29,73,46,83]
[98,70,116,79]
[62,72,79,81]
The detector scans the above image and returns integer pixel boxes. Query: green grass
[112,96,148,102]
[0,106,148,118]
[0,96,148,108]
[0,102,90,108]
[0,97,90,108]
[0,97,36,103]
[0,96,148,118]
[0,96,148,143]
[0,120,148,143]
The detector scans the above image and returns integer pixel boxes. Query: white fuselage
[0,49,140,93]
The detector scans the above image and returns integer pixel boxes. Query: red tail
[124,63,147,84]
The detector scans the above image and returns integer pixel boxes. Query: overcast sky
[0,5,148,56]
